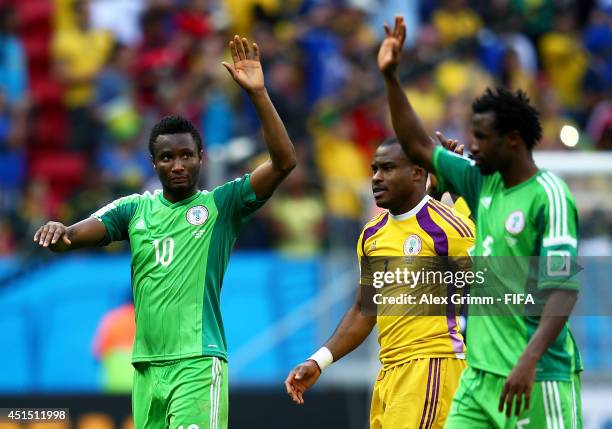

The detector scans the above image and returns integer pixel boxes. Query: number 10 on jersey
[153,237,174,266]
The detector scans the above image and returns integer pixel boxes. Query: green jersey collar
[158,190,201,208]
[501,169,544,194]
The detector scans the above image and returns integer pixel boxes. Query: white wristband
[308,347,334,372]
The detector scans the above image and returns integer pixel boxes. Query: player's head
[72,0,90,29]
[371,137,427,212]
[149,115,204,194]
[470,87,542,175]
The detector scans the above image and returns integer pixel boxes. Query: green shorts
[132,356,228,429]
[445,366,582,429]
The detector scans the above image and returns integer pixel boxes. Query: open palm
[377,16,406,76]
[222,35,265,93]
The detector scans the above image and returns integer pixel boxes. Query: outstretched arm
[33,218,108,253]
[222,35,296,200]
[284,286,376,404]
[378,16,435,171]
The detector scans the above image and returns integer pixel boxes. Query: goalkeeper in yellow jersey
[285,137,475,429]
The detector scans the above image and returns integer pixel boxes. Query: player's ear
[199,149,204,163]
[505,130,521,149]
[412,165,426,182]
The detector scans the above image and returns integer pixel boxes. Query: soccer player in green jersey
[377,16,582,429]
[33,35,296,429]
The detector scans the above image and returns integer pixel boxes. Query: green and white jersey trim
[536,172,577,248]
[210,357,223,429]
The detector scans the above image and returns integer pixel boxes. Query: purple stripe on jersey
[361,212,389,255]
[427,202,466,238]
[416,205,449,256]
[446,284,465,356]
[430,199,474,238]
[418,360,434,429]
[426,359,442,429]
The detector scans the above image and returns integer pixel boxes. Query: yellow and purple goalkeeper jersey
[357,195,475,370]
[432,145,583,381]
[92,175,266,363]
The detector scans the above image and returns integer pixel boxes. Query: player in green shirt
[377,17,582,428]
[33,35,296,429]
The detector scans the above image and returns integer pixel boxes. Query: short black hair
[379,136,400,149]
[149,115,203,157]
[378,137,421,166]
[472,87,542,150]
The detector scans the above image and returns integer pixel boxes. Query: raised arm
[378,16,435,171]
[33,218,108,253]
[284,285,376,404]
[222,35,296,200]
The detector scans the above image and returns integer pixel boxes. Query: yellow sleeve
[453,197,471,219]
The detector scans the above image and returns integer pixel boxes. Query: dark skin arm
[428,134,465,202]
[222,35,296,200]
[499,289,578,417]
[378,16,435,171]
[33,218,108,252]
[284,285,376,404]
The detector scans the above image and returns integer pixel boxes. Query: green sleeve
[212,174,268,228]
[91,194,140,245]
[432,145,484,215]
[535,177,580,291]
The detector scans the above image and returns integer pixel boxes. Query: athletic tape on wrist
[308,347,334,372]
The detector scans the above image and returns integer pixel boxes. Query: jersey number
[153,237,174,267]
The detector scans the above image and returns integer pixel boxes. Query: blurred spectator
[404,74,444,134]
[297,3,350,106]
[311,109,369,249]
[500,47,535,98]
[93,301,136,393]
[0,5,27,105]
[432,0,482,47]
[587,99,612,150]
[133,5,183,114]
[269,163,325,257]
[508,0,555,39]
[538,10,588,111]
[95,42,141,144]
[53,0,113,154]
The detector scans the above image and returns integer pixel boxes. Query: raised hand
[435,131,465,156]
[284,360,321,405]
[222,35,265,94]
[378,15,406,76]
[33,221,72,251]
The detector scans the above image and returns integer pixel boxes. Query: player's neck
[163,188,198,204]
[389,192,427,216]
[500,155,539,189]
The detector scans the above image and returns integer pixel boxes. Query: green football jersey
[432,146,583,381]
[92,174,266,363]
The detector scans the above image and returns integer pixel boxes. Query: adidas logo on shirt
[480,196,492,209]
[135,219,146,230]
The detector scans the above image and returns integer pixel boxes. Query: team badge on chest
[186,205,209,226]
[505,210,525,235]
[403,234,422,255]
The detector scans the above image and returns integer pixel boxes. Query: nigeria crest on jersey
[505,210,525,235]
[186,205,209,226]
[404,234,422,255]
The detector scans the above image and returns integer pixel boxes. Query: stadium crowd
[0,0,611,256]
